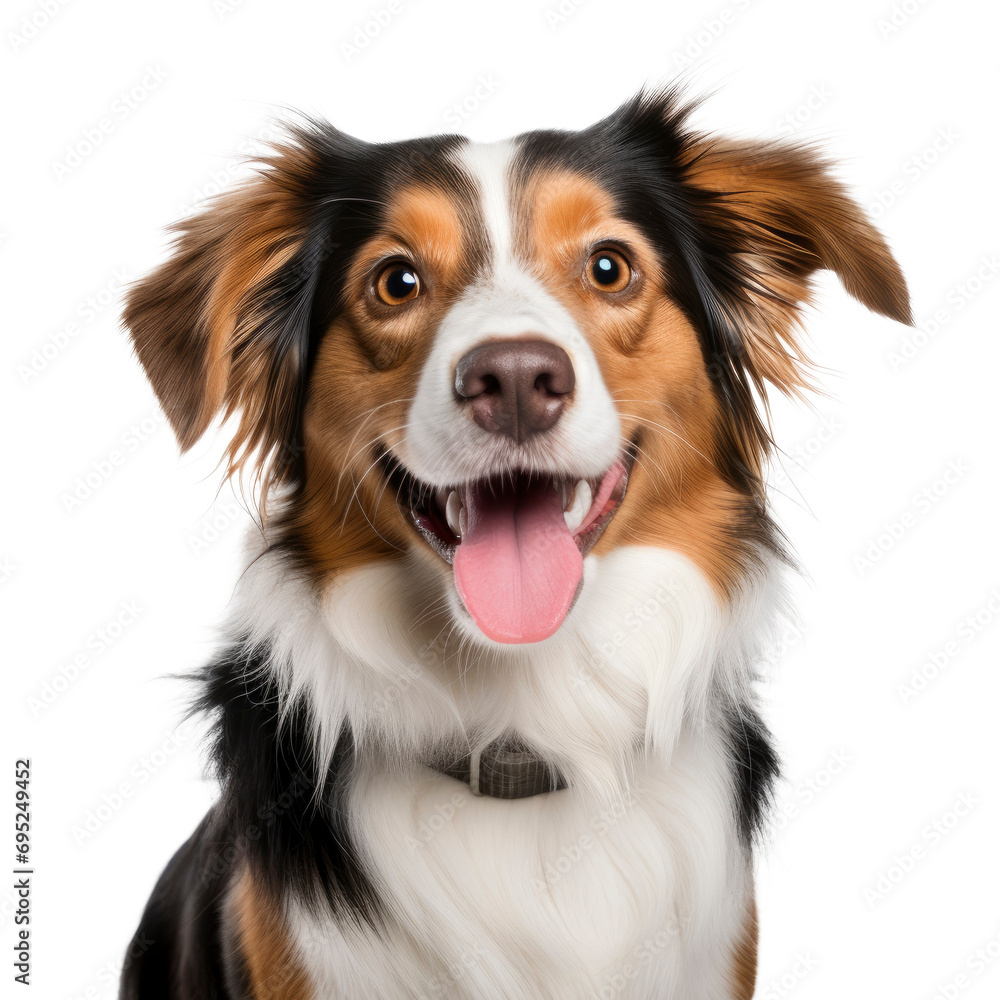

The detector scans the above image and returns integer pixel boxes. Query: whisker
[335,399,414,495]
[334,425,410,530]
[340,452,404,552]
[617,411,714,466]
[412,593,454,630]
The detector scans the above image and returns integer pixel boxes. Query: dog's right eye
[375,263,421,305]
[585,248,632,293]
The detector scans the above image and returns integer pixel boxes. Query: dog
[118,87,910,999]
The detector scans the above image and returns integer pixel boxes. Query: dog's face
[126,91,910,645]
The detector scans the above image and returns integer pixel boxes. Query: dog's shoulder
[118,807,239,999]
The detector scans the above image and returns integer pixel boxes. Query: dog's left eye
[375,263,421,305]
[585,249,632,293]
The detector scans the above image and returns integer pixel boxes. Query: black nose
[454,339,575,442]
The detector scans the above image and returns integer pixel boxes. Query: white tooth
[563,479,592,534]
[446,491,463,537]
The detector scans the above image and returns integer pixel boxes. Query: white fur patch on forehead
[450,138,518,268]
[398,140,623,488]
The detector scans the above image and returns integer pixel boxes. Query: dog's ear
[124,138,332,488]
[681,137,912,393]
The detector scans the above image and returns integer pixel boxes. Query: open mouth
[381,450,633,644]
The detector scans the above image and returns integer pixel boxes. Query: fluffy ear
[681,138,912,393]
[123,138,331,488]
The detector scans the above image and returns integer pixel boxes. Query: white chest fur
[292,735,748,999]
[231,542,783,998]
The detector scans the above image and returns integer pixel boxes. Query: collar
[435,736,566,799]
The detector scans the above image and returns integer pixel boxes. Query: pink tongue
[453,478,583,644]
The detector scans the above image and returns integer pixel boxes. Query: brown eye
[586,249,631,293]
[375,263,421,305]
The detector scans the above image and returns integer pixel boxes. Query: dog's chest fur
[291,739,746,999]
[234,541,780,998]
[118,87,911,1000]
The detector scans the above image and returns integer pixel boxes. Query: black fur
[195,641,380,921]
[119,809,241,1000]
[724,700,781,849]
[119,129,485,999]
[120,91,816,998]
[119,643,380,999]
[252,124,476,485]
[516,89,780,502]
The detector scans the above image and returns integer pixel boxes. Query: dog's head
[126,89,909,645]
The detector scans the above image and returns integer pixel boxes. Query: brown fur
[729,898,759,1000]
[683,138,913,395]
[281,182,482,577]
[122,108,911,1000]
[229,873,311,999]
[125,130,910,599]
[123,139,325,502]
[515,168,771,595]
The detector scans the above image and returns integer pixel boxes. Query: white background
[3,0,999,997]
